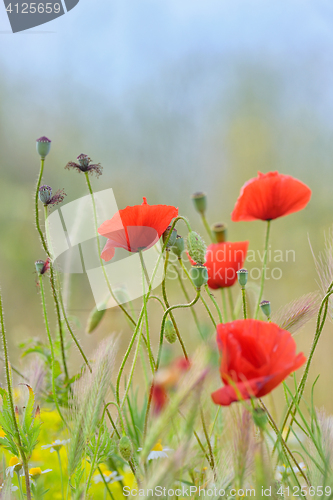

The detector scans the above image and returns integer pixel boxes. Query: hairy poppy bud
[39,185,53,204]
[164,319,177,344]
[118,435,133,461]
[212,222,227,243]
[171,235,185,258]
[252,407,268,430]
[187,231,206,265]
[36,136,51,158]
[86,302,107,334]
[237,268,248,288]
[162,225,177,249]
[191,192,207,215]
[260,300,271,319]
[190,264,208,289]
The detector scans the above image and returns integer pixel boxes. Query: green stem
[84,173,137,328]
[254,220,271,319]
[221,288,228,322]
[39,276,67,427]
[227,288,235,320]
[139,251,155,373]
[35,158,50,257]
[204,285,223,323]
[200,214,214,242]
[241,288,247,319]
[56,450,65,500]
[200,407,216,478]
[16,470,24,500]
[280,286,333,444]
[0,289,31,500]
[178,258,216,328]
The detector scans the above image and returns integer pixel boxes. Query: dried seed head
[171,235,185,258]
[65,154,103,177]
[191,192,207,215]
[190,264,208,289]
[162,226,177,249]
[237,268,248,288]
[260,300,271,319]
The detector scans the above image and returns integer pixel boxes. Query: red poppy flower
[188,241,249,289]
[211,319,306,406]
[98,197,178,262]
[231,171,311,222]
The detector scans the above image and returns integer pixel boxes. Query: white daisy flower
[138,440,173,462]
[29,467,52,479]
[41,439,70,453]
[93,470,123,484]
[6,456,23,478]
[276,462,306,481]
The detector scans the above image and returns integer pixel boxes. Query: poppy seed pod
[36,136,51,158]
[187,231,206,265]
[190,264,208,289]
[164,319,177,344]
[212,223,227,243]
[260,300,271,319]
[252,407,268,430]
[171,235,185,258]
[35,259,50,276]
[162,225,177,249]
[118,435,133,461]
[191,192,207,214]
[237,268,248,288]
[38,185,53,205]
[86,302,107,334]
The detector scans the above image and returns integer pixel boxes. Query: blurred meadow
[1,0,333,413]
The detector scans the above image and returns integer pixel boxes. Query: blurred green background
[1,0,333,410]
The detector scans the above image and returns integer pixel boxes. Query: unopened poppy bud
[237,268,248,288]
[171,235,185,258]
[164,319,177,344]
[187,231,206,265]
[86,302,107,334]
[212,223,227,243]
[118,435,132,461]
[190,264,208,289]
[36,136,51,158]
[38,185,53,204]
[260,300,271,319]
[252,407,268,430]
[191,192,207,215]
[162,226,177,249]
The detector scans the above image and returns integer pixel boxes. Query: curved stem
[0,289,31,500]
[84,173,136,327]
[39,276,67,427]
[254,220,271,319]
[157,291,200,370]
[178,258,216,328]
[204,285,223,324]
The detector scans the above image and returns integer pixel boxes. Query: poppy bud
[36,136,51,158]
[171,235,185,258]
[212,223,227,243]
[252,407,268,430]
[118,435,133,461]
[260,300,271,319]
[191,192,207,215]
[237,268,248,288]
[38,185,53,205]
[164,319,177,344]
[190,264,208,289]
[187,231,206,265]
[162,226,177,249]
[86,302,107,334]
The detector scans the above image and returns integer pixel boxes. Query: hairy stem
[254,220,271,319]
